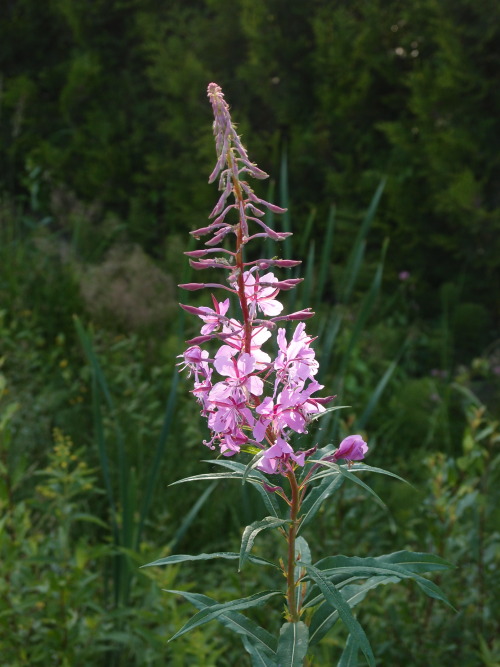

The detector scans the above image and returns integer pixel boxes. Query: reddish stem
[286,468,301,622]
[228,149,252,354]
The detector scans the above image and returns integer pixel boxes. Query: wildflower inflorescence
[178,83,367,475]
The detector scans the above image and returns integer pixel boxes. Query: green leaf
[142,551,278,569]
[203,460,282,518]
[308,405,350,423]
[337,466,387,509]
[309,576,399,646]
[166,590,283,641]
[170,590,277,656]
[312,553,454,609]
[304,564,375,667]
[242,451,266,486]
[170,472,245,485]
[72,512,109,528]
[242,636,278,667]
[374,550,454,574]
[239,517,290,571]
[276,622,309,667]
[298,474,344,533]
[338,632,360,667]
[295,536,312,606]
[348,463,411,486]
[305,465,341,486]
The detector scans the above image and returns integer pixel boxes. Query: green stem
[286,468,301,622]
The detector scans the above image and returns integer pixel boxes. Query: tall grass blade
[169,482,218,552]
[74,316,132,606]
[341,178,386,304]
[356,340,408,430]
[315,205,336,309]
[325,239,389,443]
[300,241,315,311]
[340,239,389,377]
[298,208,317,260]
[279,143,292,259]
[317,309,343,384]
[136,366,180,547]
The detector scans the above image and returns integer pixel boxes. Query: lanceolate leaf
[308,405,350,422]
[311,553,454,608]
[374,550,453,574]
[309,576,399,646]
[338,632,360,667]
[314,551,453,576]
[298,473,344,533]
[203,460,282,518]
[169,590,278,656]
[348,462,411,486]
[242,451,266,485]
[142,551,278,569]
[166,590,283,641]
[242,636,278,667]
[304,564,375,667]
[239,517,290,570]
[337,466,387,509]
[305,461,409,499]
[295,536,312,607]
[276,622,309,667]
[170,472,246,485]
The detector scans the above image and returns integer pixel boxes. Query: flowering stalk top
[178,83,367,475]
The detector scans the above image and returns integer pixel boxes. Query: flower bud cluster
[177,83,367,475]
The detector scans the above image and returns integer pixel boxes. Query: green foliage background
[2,0,499,310]
[1,0,500,665]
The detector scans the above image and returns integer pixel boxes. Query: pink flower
[196,296,230,335]
[177,345,209,374]
[253,381,326,442]
[258,438,305,475]
[207,393,255,435]
[275,323,318,386]
[217,322,272,368]
[175,84,362,476]
[243,271,284,317]
[210,352,264,400]
[333,435,368,461]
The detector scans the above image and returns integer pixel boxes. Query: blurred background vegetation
[1,0,499,664]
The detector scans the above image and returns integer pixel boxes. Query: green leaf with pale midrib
[242,635,278,667]
[165,589,283,641]
[239,517,290,570]
[142,551,278,569]
[315,551,453,574]
[298,474,344,533]
[170,590,278,655]
[276,622,309,667]
[169,471,247,485]
[202,459,282,518]
[308,553,454,608]
[309,576,399,646]
[304,564,375,667]
[338,632,360,667]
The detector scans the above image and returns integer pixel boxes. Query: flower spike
[176,83,368,476]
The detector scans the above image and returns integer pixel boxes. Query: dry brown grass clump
[79,244,176,331]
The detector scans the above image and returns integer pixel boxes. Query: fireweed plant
[144,84,453,665]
